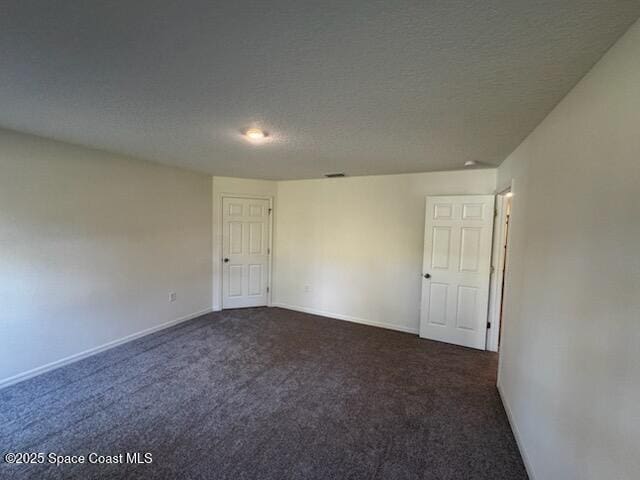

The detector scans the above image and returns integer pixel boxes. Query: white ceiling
[1,1,639,180]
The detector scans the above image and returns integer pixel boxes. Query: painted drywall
[273,170,496,332]
[211,176,277,310]
[496,19,640,480]
[0,129,212,386]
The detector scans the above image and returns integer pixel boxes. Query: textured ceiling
[1,1,639,179]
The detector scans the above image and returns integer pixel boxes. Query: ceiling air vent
[324,172,345,178]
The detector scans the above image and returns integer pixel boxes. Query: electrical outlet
[169,292,177,302]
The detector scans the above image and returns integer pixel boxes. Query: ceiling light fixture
[464,160,477,167]
[244,128,267,142]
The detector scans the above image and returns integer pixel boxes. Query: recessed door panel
[229,222,243,255]
[456,286,478,330]
[431,227,451,269]
[462,203,484,220]
[249,205,263,217]
[229,203,243,216]
[428,283,448,326]
[434,203,453,219]
[249,222,264,254]
[248,264,263,296]
[228,265,243,297]
[459,227,481,272]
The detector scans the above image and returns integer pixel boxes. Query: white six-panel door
[222,197,271,309]
[419,195,495,349]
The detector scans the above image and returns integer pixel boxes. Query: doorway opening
[486,188,513,352]
[419,195,496,350]
[220,195,273,309]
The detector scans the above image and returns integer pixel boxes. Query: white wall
[273,170,496,333]
[497,19,640,480]
[0,129,212,386]
[211,176,277,310]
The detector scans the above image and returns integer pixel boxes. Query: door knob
[423,273,431,279]
[223,258,229,263]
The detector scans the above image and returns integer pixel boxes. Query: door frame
[486,185,513,351]
[218,193,274,309]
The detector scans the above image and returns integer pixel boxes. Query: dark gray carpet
[0,307,527,479]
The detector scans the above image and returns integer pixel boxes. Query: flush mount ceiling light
[243,128,268,142]
[464,160,477,167]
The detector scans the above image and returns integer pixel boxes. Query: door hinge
[267,247,271,255]
[490,265,495,274]
[494,208,498,218]
[268,208,272,215]
[487,322,492,329]
[266,286,270,293]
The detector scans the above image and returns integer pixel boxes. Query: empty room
[1,2,639,479]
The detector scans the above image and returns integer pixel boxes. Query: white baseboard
[272,303,419,335]
[497,381,536,480]
[0,307,213,390]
